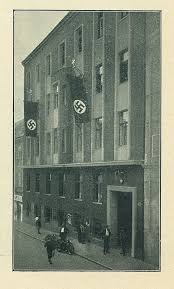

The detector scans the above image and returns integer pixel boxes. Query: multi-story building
[21,11,160,266]
[14,119,25,221]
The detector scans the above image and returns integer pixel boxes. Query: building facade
[21,11,160,266]
[15,120,25,221]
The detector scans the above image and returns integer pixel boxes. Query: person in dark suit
[102,225,111,255]
[59,224,69,251]
[44,239,55,264]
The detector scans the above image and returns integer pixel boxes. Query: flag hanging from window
[67,74,89,123]
[24,101,38,137]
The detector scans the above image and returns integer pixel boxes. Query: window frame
[46,93,51,115]
[53,83,59,110]
[26,137,31,159]
[119,110,128,146]
[74,173,83,200]
[59,173,66,197]
[35,135,39,156]
[59,40,66,67]
[35,173,40,193]
[46,54,51,76]
[62,128,66,153]
[46,173,51,195]
[96,63,103,93]
[62,85,67,106]
[44,206,52,223]
[75,25,83,54]
[76,123,82,153]
[97,12,103,39]
[36,63,40,83]
[53,128,58,154]
[26,172,30,191]
[119,49,128,83]
[93,174,103,204]
[95,117,103,149]
[46,132,51,155]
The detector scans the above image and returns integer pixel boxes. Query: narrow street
[13,229,107,271]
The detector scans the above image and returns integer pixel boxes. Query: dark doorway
[117,191,132,251]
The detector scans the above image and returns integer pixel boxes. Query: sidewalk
[15,221,158,271]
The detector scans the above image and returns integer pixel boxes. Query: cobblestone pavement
[14,221,158,271]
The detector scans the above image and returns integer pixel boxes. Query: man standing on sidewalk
[102,225,111,255]
[35,216,41,234]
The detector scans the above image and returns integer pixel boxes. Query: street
[13,230,107,271]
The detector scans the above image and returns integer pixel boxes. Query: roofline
[22,160,144,169]
[22,11,78,66]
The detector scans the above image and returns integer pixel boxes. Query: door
[117,191,132,252]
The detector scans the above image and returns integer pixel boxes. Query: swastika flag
[67,74,89,123]
[24,101,38,137]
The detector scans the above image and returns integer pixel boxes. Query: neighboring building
[14,119,24,221]
[21,11,161,266]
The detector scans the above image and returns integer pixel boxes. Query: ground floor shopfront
[23,162,145,259]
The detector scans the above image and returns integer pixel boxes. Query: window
[62,129,66,153]
[26,137,31,159]
[46,132,51,155]
[76,123,82,152]
[76,26,83,53]
[92,218,102,238]
[35,173,40,192]
[46,54,51,76]
[96,64,103,93]
[73,213,82,227]
[62,85,67,106]
[93,174,103,203]
[26,172,30,191]
[44,206,52,223]
[47,93,50,115]
[17,145,22,162]
[75,174,83,199]
[97,12,103,39]
[120,12,128,19]
[46,173,51,194]
[60,42,65,67]
[35,136,39,156]
[119,110,128,146]
[53,84,59,109]
[26,71,31,89]
[57,210,66,226]
[34,204,41,217]
[59,173,66,196]
[18,170,22,187]
[95,117,102,149]
[36,64,40,82]
[120,49,128,83]
[53,128,58,154]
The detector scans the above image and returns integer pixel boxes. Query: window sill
[59,196,65,199]
[74,198,83,202]
[35,191,40,194]
[92,202,102,205]
[45,194,51,196]
[26,190,30,192]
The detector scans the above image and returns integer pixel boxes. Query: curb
[16,229,112,270]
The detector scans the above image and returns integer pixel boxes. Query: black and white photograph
[13,10,161,271]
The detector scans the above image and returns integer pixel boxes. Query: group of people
[35,216,127,264]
